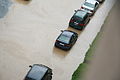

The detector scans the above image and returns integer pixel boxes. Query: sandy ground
[84,0,120,80]
[0,0,116,80]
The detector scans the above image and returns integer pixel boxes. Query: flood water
[0,0,116,80]
[0,0,12,18]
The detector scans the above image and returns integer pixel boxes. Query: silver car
[81,0,99,16]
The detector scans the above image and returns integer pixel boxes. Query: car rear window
[27,65,48,80]
[74,11,87,21]
[58,34,71,44]
[73,16,83,22]
[84,2,94,8]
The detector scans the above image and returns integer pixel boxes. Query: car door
[95,2,99,11]
[42,70,52,80]
[69,35,74,46]
[86,14,90,24]
[83,14,89,26]
[72,34,77,45]
[83,15,88,25]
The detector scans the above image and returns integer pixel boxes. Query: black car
[55,30,78,50]
[69,10,90,30]
[24,64,52,80]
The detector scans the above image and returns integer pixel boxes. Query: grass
[72,32,101,80]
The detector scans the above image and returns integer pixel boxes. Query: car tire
[99,0,105,3]
[79,26,84,31]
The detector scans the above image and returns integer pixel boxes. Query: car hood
[82,5,94,10]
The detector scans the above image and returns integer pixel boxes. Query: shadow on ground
[67,27,82,35]
[53,47,70,58]
[15,0,31,5]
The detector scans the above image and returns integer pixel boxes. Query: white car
[81,0,99,16]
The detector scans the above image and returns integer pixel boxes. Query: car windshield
[74,11,86,21]
[73,16,83,22]
[27,65,48,80]
[58,34,71,44]
[84,2,94,8]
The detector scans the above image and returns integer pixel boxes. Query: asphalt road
[84,0,120,80]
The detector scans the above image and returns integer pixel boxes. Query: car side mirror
[97,2,99,4]
[74,10,77,12]
[61,30,64,32]
[29,65,32,68]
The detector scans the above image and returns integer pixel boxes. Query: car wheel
[50,76,52,80]
[99,0,105,3]
[80,26,84,30]
[85,18,90,26]
[88,18,90,23]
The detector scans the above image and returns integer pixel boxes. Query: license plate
[74,22,78,25]
[60,43,64,46]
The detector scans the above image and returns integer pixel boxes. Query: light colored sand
[0,0,116,80]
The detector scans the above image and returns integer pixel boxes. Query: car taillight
[78,23,84,26]
[81,6,84,9]
[70,19,74,22]
[55,40,59,42]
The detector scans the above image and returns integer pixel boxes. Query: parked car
[81,0,99,16]
[96,0,105,3]
[69,10,90,30]
[55,30,78,50]
[24,64,52,80]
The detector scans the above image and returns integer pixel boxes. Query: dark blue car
[24,64,52,80]
[55,30,78,50]
[69,10,90,30]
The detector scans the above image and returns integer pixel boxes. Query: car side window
[73,35,76,41]
[95,3,98,7]
[84,15,87,20]
[70,36,74,43]
[42,70,49,80]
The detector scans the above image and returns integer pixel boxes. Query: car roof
[57,30,76,44]
[74,10,87,19]
[27,64,48,80]
[62,30,74,37]
[85,0,97,4]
